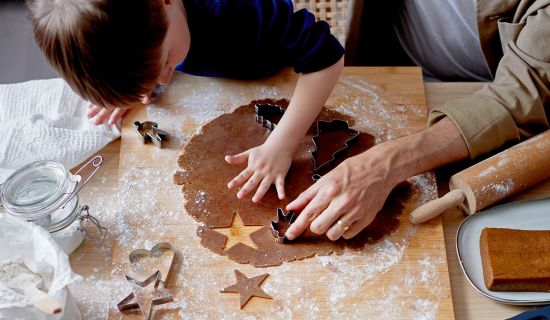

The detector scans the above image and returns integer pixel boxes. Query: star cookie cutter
[117,271,173,320]
[255,103,286,131]
[269,208,296,244]
[311,120,360,176]
[118,242,177,319]
[134,121,169,148]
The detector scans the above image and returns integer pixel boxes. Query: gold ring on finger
[337,219,350,232]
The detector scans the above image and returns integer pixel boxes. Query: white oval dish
[456,197,550,305]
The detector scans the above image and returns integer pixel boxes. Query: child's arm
[225,56,344,202]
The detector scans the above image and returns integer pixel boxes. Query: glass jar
[0,156,107,254]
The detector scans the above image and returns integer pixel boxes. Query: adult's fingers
[227,168,253,189]
[342,211,376,239]
[325,208,362,241]
[309,195,354,235]
[285,191,329,240]
[286,184,319,212]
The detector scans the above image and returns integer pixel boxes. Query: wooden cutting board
[108,67,454,319]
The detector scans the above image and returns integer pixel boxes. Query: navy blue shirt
[177,0,345,79]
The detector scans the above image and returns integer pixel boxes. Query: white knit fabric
[0,78,120,182]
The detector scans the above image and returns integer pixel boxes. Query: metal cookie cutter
[255,103,286,131]
[117,271,173,320]
[118,242,177,319]
[311,120,359,181]
[128,242,176,286]
[134,121,169,148]
[270,208,296,244]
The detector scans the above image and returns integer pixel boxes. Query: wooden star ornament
[117,271,173,320]
[221,270,272,309]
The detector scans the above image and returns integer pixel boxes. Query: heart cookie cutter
[128,242,176,286]
[118,242,177,319]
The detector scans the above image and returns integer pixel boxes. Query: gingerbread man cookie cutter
[134,121,169,148]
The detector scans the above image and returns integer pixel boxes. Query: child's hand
[225,142,293,202]
[87,104,129,125]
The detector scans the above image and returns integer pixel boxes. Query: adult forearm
[369,117,469,186]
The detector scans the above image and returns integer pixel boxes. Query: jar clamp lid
[0,156,107,244]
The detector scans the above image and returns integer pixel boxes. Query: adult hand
[225,140,293,203]
[285,116,471,241]
[285,144,399,241]
[87,104,129,125]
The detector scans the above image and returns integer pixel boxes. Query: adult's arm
[286,117,469,240]
[428,1,550,159]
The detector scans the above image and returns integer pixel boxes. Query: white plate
[456,197,550,305]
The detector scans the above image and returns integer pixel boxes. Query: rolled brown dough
[174,99,412,267]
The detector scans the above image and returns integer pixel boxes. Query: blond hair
[27,0,168,107]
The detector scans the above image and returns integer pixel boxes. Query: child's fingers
[251,176,273,203]
[87,104,102,118]
[275,176,285,200]
[141,95,151,105]
[237,172,261,199]
[224,150,250,165]
[227,168,253,189]
[108,108,127,125]
[92,108,112,125]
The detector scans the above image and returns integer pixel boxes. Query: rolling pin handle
[409,189,466,224]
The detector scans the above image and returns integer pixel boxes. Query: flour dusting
[482,178,514,197]
[478,166,497,178]
[68,75,447,319]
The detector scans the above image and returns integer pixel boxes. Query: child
[27,0,345,203]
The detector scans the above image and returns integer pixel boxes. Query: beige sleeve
[428,3,550,159]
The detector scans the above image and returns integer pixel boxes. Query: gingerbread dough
[174,99,412,267]
[221,270,272,309]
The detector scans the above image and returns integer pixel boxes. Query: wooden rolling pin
[410,129,550,224]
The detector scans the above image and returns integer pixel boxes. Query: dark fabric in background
[346,0,413,67]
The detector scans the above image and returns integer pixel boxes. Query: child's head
[27,0,190,108]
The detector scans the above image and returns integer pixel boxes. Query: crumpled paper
[0,214,82,320]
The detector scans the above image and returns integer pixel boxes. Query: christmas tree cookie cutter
[311,120,359,180]
[254,103,286,131]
